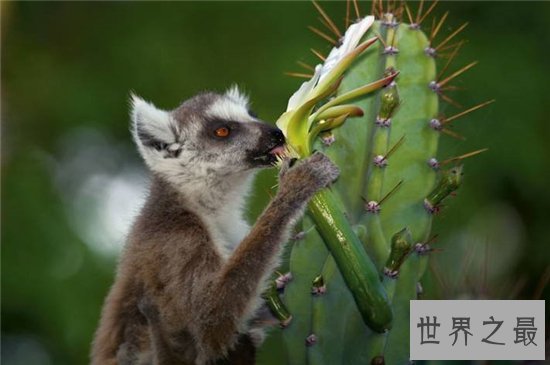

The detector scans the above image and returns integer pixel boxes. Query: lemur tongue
[269,145,286,157]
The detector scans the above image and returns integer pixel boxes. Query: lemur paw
[279,152,339,193]
[304,151,340,188]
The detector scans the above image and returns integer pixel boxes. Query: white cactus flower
[285,16,375,112]
[276,15,397,158]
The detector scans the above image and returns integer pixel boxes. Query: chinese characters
[417,316,537,346]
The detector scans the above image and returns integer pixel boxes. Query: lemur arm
[192,152,339,360]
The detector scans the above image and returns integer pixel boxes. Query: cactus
[258,1,493,364]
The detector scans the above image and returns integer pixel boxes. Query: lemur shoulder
[91,87,339,365]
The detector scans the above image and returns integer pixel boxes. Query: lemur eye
[214,127,230,138]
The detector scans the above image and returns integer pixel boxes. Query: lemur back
[91,88,339,365]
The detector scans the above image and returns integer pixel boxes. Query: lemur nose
[270,128,285,145]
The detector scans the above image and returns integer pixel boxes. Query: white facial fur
[130,94,178,143]
[130,87,259,180]
[209,84,252,121]
[130,87,283,257]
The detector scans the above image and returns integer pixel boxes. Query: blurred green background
[2,1,548,364]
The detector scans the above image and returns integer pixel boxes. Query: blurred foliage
[2,1,549,364]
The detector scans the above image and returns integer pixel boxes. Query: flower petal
[286,65,322,111]
[319,15,375,83]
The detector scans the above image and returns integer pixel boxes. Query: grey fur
[91,90,339,365]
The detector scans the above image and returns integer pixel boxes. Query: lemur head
[131,87,285,183]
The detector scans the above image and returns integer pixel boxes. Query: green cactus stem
[308,189,393,332]
[263,280,293,328]
[383,228,414,279]
[257,1,493,364]
[311,275,326,295]
[377,73,400,121]
[424,165,464,213]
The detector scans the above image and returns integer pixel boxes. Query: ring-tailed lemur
[91,87,339,365]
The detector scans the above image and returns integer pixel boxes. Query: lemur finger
[278,157,296,180]
[322,160,340,186]
[306,152,340,188]
[307,151,326,164]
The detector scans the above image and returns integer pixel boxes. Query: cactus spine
[259,1,493,364]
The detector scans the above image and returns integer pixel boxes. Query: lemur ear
[130,93,175,148]
[225,85,249,107]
